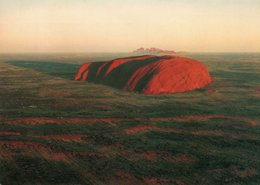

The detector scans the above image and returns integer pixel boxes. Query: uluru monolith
[74,55,212,95]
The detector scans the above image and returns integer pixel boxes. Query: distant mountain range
[132,47,186,55]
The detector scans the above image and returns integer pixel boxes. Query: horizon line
[1,51,260,54]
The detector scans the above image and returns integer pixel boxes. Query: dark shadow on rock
[6,57,163,93]
[75,56,162,91]
[101,56,161,89]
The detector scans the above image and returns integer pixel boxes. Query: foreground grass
[0,53,259,185]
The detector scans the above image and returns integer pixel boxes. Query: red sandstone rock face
[74,55,212,94]
[126,56,212,94]
[74,62,92,81]
[102,55,154,77]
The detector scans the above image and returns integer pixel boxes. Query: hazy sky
[0,0,260,53]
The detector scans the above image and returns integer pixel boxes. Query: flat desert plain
[0,53,259,185]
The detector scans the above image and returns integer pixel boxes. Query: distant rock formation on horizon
[132,47,186,55]
[74,55,211,95]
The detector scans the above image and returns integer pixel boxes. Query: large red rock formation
[74,55,212,95]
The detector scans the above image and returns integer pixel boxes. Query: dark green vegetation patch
[0,53,259,185]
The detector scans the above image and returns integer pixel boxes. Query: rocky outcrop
[132,48,185,55]
[75,55,212,95]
